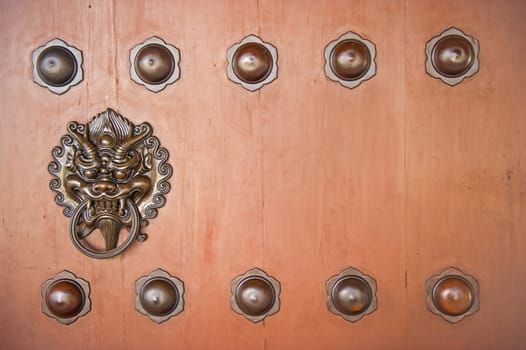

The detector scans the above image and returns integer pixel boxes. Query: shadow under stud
[227,35,278,91]
[231,268,281,322]
[324,31,377,89]
[32,38,83,94]
[41,270,91,325]
[49,108,173,259]
[326,266,378,322]
[425,27,479,86]
[130,36,181,92]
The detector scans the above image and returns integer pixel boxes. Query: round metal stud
[32,38,83,95]
[425,267,480,323]
[139,279,179,316]
[232,43,273,83]
[41,270,91,325]
[135,269,184,323]
[227,35,278,91]
[324,32,376,89]
[37,47,76,86]
[45,281,84,318]
[425,27,479,86]
[130,36,181,92]
[326,266,378,322]
[231,268,280,322]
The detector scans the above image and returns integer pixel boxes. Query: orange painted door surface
[1,1,525,349]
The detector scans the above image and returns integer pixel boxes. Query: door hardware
[324,31,377,89]
[425,27,479,86]
[227,35,278,91]
[49,108,173,259]
[130,36,181,92]
[326,266,378,322]
[135,269,185,323]
[425,267,479,323]
[32,38,83,95]
[41,270,91,325]
[231,268,281,322]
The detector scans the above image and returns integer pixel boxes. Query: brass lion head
[49,108,172,258]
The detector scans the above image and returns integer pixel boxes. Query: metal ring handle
[70,198,140,259]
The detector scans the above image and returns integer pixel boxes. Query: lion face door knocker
[49,109,172,259]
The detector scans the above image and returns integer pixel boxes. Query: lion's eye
[84,169,97,179]
[114,170,129,181]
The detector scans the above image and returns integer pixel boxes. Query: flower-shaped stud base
[41,270,91,325]
[326,266,378,322]
[426,267,479,323]
[32,38,83,95]
[425,27,479,86]
[135,269,185,323]
[227,35,278,91]
[130,36,181,92]
[231,268,280,322]
[324,32,376,89]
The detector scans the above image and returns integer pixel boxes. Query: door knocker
[49,108,173,259]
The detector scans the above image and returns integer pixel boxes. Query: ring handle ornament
[49,108,173,259]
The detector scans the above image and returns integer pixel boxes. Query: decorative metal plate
[32,38,83,95]
[49,108,173,259]
[425,267,480,323]
[130,36,181,92]
[324,31,377,89]
[231,268,280,322]
[227,35,278,91]
[41,270,91,325]
[135,269,185,323]
[326,266,378,322]
[425,27,480,86]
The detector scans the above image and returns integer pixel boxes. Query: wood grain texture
[405,1,526,349]
[0,0,524,349]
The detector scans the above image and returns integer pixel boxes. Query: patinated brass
[227,35,278,91]
[425,267,480,323]
[326,266,378,322]
[32,38,83,95]
[232,43,273,83]
[231,268,280,323]
[330,40,371,81]
[135,269,185,323]
[324,32,376,89]
[41,270,91,325]
[130,36,181,92]
[425,27,479,86]
[49,108,172,259]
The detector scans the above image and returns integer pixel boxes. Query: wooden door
[1,1,525,349]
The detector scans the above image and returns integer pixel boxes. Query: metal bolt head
[425,267,480,323]
[41,270,91,325]
[130,36,181,92]
[231,268,281,322]
[425,27,480,86]
[324,31,377,89]
[32,38,83,95]
[135,269,184,323]
[326,266,378,322]
[227,35,278,91]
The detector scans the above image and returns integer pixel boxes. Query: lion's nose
[92,180,116,194]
